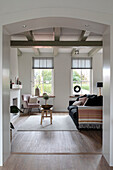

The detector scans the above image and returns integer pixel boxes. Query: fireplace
[13,98,18,106]
[10,89,21,120]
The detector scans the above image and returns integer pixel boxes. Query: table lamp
[97,82,103,96]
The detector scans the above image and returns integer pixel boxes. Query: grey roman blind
[71,58,92,69]
[32,57,54,69]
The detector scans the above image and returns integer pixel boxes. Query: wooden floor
[12,113,102,154]
[1,154,113,170]
[3,113,111,169]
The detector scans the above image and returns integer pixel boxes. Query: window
[32,58,54,96]
[71,58,92,95]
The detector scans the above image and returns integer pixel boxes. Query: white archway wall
[0,0,113,27]
[0,27,10,166]
[102,25,113,166]
[0,1,113,166]
[0,26,3,166]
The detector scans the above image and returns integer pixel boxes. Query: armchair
[22,94,40,113]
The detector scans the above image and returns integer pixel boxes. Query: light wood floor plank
[1,154,113,170]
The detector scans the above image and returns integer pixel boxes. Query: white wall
[0,26,3,166]
[103,27,111,165]
[103,26,113,166]
[92,53,103,94]
[2,29,10,165]
[18,53,71,111]
[18,53,32,95]
[10,48,18,82]
[18,52,103,112]
[54,54,71,111]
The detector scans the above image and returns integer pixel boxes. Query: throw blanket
[77,106,103,129]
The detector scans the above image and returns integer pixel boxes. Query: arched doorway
[0,10,113,166]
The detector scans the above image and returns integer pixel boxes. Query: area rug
[17,115,77,131]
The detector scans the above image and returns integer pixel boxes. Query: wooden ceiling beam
[33,48,40,56]
[11,40,103,47]
[24,31,35,41]
[24,31,40,56]
[17,48,22,56]
[79,30,90,41]
[88,47,102,57]
[53,27,61,56]
[53,27,61,41]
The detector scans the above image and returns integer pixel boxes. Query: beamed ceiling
[11,27,103,57]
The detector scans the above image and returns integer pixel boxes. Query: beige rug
[18,115,77,131]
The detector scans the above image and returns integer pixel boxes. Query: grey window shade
[72,58,92,69]
[32,57,54,69]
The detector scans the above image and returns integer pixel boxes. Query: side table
[40,107,53,125]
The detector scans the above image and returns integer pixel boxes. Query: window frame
[32,57,54,69]
[32,57,54,96]
[71,58,92,95]
[71,57,92,69]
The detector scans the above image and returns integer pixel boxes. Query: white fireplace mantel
[10,89,21,120]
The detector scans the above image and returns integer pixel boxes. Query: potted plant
[43,93,49,105]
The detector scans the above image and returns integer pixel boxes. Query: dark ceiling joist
[24,31,40,55]
[53,27,61,56]
[53,27,61,41]
[79,30,90,41]
[11,40,103,47]
[24,31,34,41]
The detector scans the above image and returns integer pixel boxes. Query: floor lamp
[97,82,103,96]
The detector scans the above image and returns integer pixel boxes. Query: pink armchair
[22,94,40,113]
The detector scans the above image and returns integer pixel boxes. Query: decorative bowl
[41,105,53,110]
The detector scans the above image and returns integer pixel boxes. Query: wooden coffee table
[40,107,53,125]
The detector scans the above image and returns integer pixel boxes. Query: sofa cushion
[97,96,103,106]
[84,96,97,106]
[84,95,103,106]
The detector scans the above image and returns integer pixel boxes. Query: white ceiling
[8,17,105,55]
[11,27,103,55]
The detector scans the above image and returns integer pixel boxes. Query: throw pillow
[29,96,38,103]
[79,97,87,105]
[76,94,87,101]
[72,101,82,106]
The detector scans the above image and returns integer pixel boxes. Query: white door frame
[0,7,113,166]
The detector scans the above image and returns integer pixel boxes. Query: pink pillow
[79,97,87,105]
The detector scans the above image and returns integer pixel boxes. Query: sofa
[68,94,103,130]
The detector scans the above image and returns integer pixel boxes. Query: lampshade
[97,82,103,87]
